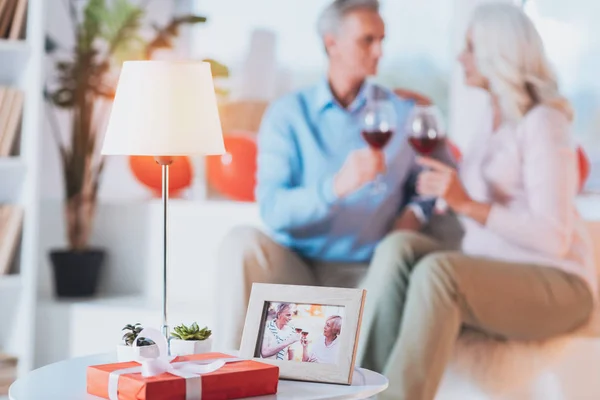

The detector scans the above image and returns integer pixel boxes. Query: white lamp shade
[101,61,225,156]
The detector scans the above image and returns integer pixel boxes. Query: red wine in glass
[406,105,446,156]
[362,98,397,194]
[295,328,303,333]
[408,136,445,156]
[406,105,449,212]
[362,129,393,150]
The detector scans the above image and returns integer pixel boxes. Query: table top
[9,353,388,400]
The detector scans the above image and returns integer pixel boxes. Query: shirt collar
[312,77,372,115]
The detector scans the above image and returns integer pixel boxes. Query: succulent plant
[122,323,155,347]
[171,322,212,341]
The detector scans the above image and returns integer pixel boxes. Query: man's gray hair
[317,0,380,38]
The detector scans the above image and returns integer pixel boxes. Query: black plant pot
[50,249,105,298]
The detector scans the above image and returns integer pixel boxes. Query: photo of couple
[257,302,344,365]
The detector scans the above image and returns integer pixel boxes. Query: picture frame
[239,283,367,385]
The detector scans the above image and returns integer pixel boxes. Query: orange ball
[206,131,257,202]
[129,156,193,197]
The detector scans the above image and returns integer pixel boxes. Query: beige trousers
[357,231,594,400]
[214,226,368,351]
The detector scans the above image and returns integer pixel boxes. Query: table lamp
[101,61,225,341]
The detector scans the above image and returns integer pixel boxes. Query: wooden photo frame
[239,283,366,385]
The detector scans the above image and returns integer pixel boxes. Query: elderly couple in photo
[259,303,342,364]
[214,1,598,399]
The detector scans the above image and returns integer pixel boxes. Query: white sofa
[435,220,600,400]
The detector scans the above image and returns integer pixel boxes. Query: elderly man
[260,303,300,360]
[214,0,459,351]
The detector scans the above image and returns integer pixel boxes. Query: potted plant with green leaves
[169,322,213,356]
[117,323,159,361]
[44,0,226,298]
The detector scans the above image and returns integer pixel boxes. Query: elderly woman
[357,3,598,400]
[302,315,342,364]
[260,303,301,360]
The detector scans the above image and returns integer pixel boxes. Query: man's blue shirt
[255,78,424,262]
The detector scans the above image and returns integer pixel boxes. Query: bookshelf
[0,0,44,391]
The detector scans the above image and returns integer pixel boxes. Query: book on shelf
[0,85,23,157]
[0,0,27,40]
[0,204,23,276]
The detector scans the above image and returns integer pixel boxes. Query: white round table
[9,353,388,400]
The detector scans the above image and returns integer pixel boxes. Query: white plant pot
[170,337,213,356]
[116,344,160,362]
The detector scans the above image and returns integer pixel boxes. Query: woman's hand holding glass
[416,157,471,212]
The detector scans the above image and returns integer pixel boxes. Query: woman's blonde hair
[469,3,573,122]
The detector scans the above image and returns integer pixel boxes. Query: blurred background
[0,0,598,395]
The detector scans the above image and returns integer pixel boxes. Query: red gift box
[87,352,279,400]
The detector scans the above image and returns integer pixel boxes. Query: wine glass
[406,105,447,208]
[406,105,446,156]
[361,99,397,194]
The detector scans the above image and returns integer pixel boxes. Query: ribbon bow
[108,328,241,400]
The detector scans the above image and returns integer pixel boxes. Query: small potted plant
[117,323,159,362]
[169,322,213,356]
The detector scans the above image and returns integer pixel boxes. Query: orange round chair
[206,131,257,202]
[577,146,590,193]
[129,156,193,197]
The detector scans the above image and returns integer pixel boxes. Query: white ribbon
[108,328,242,400]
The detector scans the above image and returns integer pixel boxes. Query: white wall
[524,0,600,157]
[191,0,455,106]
